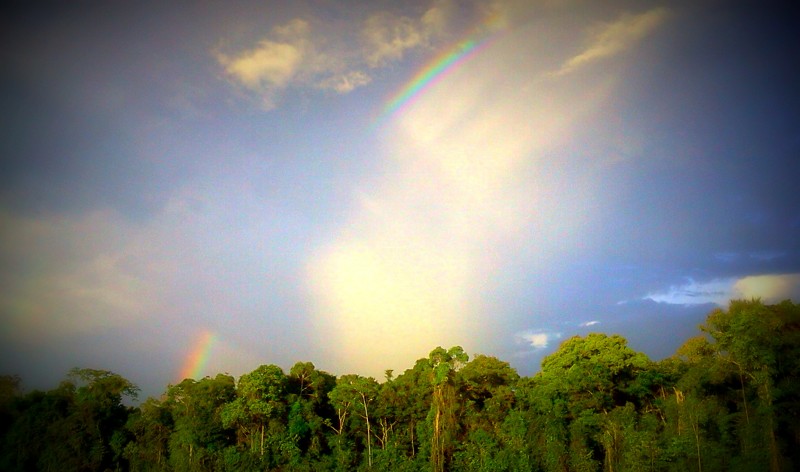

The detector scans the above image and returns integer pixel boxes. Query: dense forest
[1,299,798,471]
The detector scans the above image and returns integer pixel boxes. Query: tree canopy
[1,299,799,471]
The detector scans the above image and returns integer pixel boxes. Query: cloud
[0,173,305,345]
[552,7,669,77]
[645,273,800,306]
[362,12,428,67]
[216,5,457,109]
[362,0,458,68]
[516,330,561,349]
[421,0,457,37]
[0,208,157,339]
[216,19,311,109]
[216,17,379,109]
[579,320,600,327]
[0,172,328,393]
[317,70,372,93]
[733,274,800,302]
[210,3,661,112]
[644,278,738,306]
[220,40,304,89]
[481,0,583,31]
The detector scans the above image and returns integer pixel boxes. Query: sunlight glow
[307,22,616,376]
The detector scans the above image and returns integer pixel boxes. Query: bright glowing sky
[2,1,799,400]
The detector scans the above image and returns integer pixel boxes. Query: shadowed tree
[287,361,336,461]
[0,369,138,472]
[67,368,139,471]
[166,374,235,471]
[700,299,800,472]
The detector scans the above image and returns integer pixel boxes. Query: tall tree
[537,334,650,472]
[287,361,336,461]
[701,299,800,471]
[166,374,235,471]
[428,346,468,472]
[453,355,520,471]
[123,397,173,471]
[373,357,432,468]
[221,364,287,461]
[329,374,379,468]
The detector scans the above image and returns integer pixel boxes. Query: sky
[1,0,799,401]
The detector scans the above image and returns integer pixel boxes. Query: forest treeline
[1,299,799,471]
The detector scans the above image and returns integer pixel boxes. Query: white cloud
[645,273,800,306]
[215,2,516,109]
[216,19,311,109]
[644,278,736,306]
[580,320,600,327]
[516,330,561,349]
[552,7,669,77]
[362,12,428,67]
[421,0,457,37]
[216,17,380,108]
[317,70,372,93]
[360,0,462,68]
[216,6,454,109]
[221,41,304,89]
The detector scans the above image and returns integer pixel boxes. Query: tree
[428,346,468,472]
[166,374,236,471]
[0,304,796,471]
[221,364,287,461]
[66,369,139,471]
[0,369,138,472]
[370,357,433,469]
[458,354,519,431]
[328,374,379,468]
[453,355,520,471]
[537,334,650,472]
[700,299,800,471]
[123,397,173,471]
[0,382,76,471]
[287,362,336,461]
[0,375,21,452]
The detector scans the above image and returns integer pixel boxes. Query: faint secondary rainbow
[375,34,496,127]
[178,329,217,381]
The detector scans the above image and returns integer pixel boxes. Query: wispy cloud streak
[645,274,800,306]
[551,7,669,77]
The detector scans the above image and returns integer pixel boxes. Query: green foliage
[166,374,236,471]
[0,370,137,472]
[1,299,798,471]
[221,364,287,463]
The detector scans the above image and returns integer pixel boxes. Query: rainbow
[178,329,217,381]
[375,30,499,127]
